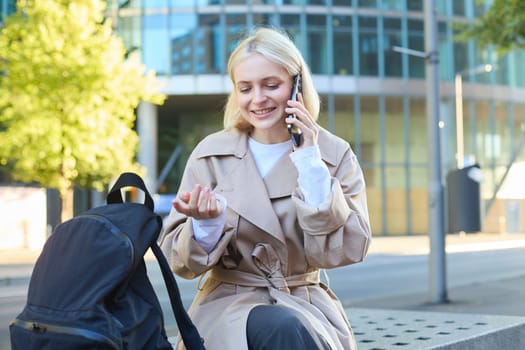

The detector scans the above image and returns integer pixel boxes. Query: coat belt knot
[209,243,320,294]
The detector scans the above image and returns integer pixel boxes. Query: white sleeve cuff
[289,145,331,207]
[191,194,227,253]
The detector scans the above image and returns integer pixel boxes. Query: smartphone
[287,74,303,147]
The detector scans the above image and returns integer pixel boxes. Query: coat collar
[194,127,340,166]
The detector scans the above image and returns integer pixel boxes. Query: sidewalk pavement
[2,232,525,317]
[351,232,525,318]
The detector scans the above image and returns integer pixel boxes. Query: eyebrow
[236,76,284,85]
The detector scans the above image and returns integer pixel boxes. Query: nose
[253,87,267,103]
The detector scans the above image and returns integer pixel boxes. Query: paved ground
[349,232,525,318]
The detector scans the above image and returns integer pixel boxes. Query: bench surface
[347,307,525,350]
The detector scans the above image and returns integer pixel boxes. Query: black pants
[246,304,332,350]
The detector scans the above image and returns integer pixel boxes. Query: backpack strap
[151,243,206,350]
[107,172,155,211]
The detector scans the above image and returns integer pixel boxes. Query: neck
[250,129,289,144]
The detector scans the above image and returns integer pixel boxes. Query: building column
[137,101,158,195]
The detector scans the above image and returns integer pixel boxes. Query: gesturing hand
[172,184,222,220]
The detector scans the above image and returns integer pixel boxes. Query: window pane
[225,14,247,69]
[514,51,525,88]
[306,0,327,4]
[358,0,377,7]
[409,97,427,164]
[407,19,424,78]
[196,0,222,4]
[170,14,198,74]
[281,14,302,50]
[436,1,447,15]
[253,13,273,26]
[452,0,466,16]
[143,14,169,75]
[333,15,353,75]
[334,95,356,145]
[333,0,351,5]
[438,21,452,81]
[515,104,525,148]
[281,14,300,26]
[406,0,422,11]
[196,14,222,74]
[384,17,402,77]
[143,0,168,7]
[173,0,195,6]
[359,96,382,235]
[360,95,381,183]
[386,167,407,234]
[453,41,468,76]
[385,97,405,162]
[307,15,327,74]
[473,101,492,166]
[494,54,509,86]
[410,166,428,234]
[381,0,404,11]
[359,17,378,76]
[495,102,511,166]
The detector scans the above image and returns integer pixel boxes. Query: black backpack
[9,172,205,350]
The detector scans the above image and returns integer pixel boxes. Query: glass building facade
[108,0,525,236]
[3,0,525,235]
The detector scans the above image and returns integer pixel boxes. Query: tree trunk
[46,188,61,236]
[60,188,74,223]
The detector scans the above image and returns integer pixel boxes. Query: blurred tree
[0,0,166,222]
[456,0,525,54]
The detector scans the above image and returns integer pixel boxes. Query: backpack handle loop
[107,172,155,211]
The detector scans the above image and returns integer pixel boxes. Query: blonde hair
[223,26,320,131]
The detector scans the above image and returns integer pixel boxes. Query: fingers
[172,184,222,219]
[285,94,319,147]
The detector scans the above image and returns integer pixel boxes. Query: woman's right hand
[172,184,222,220]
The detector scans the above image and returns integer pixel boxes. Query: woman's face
[233,53,292,144]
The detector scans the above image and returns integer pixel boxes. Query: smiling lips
[252,107,276,117]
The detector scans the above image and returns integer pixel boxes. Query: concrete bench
[347,308,525,350]
[168,307,525,349]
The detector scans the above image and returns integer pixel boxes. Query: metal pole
[455,73,464,169]
[424,0,447,304]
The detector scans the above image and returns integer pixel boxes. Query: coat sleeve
[159,150,235,280]
[293,145,371,268]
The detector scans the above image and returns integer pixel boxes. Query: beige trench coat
[160,127,371,350]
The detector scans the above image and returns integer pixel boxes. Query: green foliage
[0,0,166,196]
[455,0,525,54]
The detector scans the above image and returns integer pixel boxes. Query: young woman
[160,26,371,350]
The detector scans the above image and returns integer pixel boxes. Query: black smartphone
[287,74,303,147]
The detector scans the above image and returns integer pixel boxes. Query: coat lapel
[263,150,297,199]
[199,130,287,242]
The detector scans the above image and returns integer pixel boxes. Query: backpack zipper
[80,214,135,270]
[11,318,121,349]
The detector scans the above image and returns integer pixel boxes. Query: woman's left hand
[285,93,320,149]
